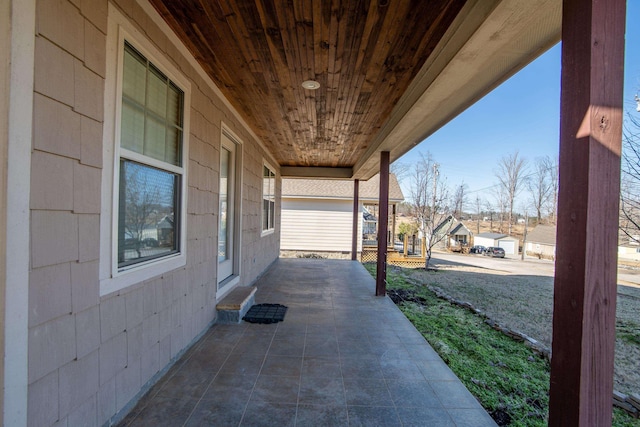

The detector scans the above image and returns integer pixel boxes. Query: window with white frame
[117,41,184,270]
[262,164,276,233]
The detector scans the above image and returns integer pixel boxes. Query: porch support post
[351,179,360,260]
[549,1,625,425]
[376,152,390,296]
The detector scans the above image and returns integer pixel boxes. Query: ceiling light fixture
[301,80,320,90]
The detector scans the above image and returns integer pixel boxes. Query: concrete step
[216,286,257,324]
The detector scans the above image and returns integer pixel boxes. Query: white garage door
[498,240,516,255]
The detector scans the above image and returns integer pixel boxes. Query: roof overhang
[150,0,561,180]
[353,0,561,180]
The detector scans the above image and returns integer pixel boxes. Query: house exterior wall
[526,242,556,260]
[434,237,456,250]
[618,246,640,262]
[281,198,362,253]
[26,1,280,425]
[472,236,497,248]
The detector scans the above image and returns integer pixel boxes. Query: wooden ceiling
[149,0,467,170]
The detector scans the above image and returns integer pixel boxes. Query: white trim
[136,0,279,168]
[4,0,35,424]
[119,148,185,175]
[221,124,243,150]
[216,124,243,299]
[99,5,191,296]
[216,276,240,301]
[217,134,236,282]
[261,159,276,237]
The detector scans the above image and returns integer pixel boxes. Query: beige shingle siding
[27,2,280,425]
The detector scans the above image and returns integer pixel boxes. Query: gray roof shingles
[475,233,508,239]
[526,225,557,245]
[282,173,404,202]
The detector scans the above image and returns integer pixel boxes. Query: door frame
[217,125,243,298]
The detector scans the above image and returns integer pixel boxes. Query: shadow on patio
[118,258,496,426]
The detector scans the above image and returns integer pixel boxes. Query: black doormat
[243,304,288,324]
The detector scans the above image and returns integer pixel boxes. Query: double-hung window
[117,42,184,270]
[262,164,276,233]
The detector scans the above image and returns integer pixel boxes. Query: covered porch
[118,258,496,426]
[0,0,628,424]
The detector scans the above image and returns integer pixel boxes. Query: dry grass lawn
[403,263,640,396]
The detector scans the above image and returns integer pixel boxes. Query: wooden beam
[352,179,359,261]
[280,166,352,179]
[376,152,390,296]
[549,0,626,425]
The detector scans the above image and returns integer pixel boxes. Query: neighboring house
[618,245,640,262]
[618,229,640,262]
[526,225,640,263]
[281,174,404,256]
[525,225,557,260]
[474,232,519,255]
[362,207,378,236]
[433,215,472,251]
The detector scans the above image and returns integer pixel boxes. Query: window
[262,164,276,233]
[117,42,184,270]
[100,8,191,295]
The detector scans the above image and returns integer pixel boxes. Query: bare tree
[495,151,528,234]
[451,183,467,218]
[409,153,450,269]
[527,156,554,223]
[484,200,494,232]
[494,186,508,233]
[620,111,640,243]
[119,163,171,261]
[547,155,559,224]
[390,161,410,186]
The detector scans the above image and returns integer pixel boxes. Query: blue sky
[397,1,640,211]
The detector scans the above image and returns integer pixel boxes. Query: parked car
[142,237,159,248]
[484,246,505,258]
[123,238,139,249]
[470,245,486,254]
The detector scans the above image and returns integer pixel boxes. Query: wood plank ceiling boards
[149,0,464,171]
[149,0,562,180]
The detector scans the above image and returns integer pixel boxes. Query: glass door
[218,136,235,286]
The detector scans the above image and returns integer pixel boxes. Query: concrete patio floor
[117,258,497,426]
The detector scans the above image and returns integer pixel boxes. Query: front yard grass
[364,263,639,426]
